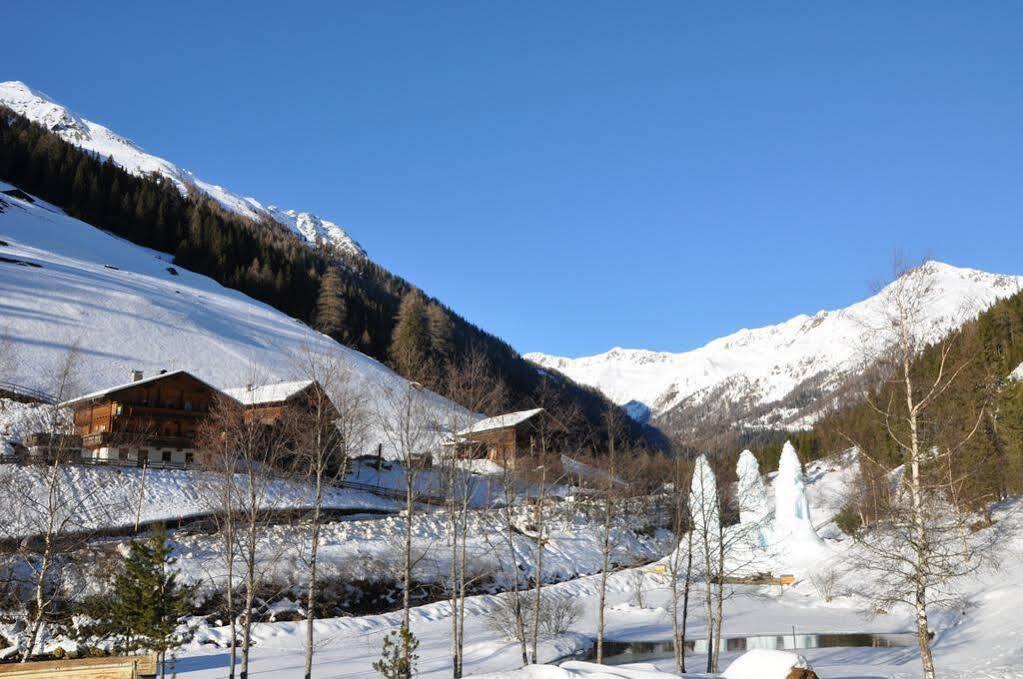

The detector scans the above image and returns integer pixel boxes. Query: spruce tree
[372,625,420,679]
[73,525,195,676]
[390,289,432,383]
[426,302,454,365]
[315,266,347,340]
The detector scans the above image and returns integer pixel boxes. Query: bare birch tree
[526,381,579,665]
[1,348,85,661]
[204,385,294,679]
[846,261,1000,679]
[492,453,529,667]
[378,380,433,677]
[292,352,369,679]
[441,349,506,678]
[196,398,243,679]
[594,405,626,664]
[665,456,694,674]
[687,453,720,672]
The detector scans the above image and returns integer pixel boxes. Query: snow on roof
[61,369,226,407]
[222,380,316,406]
[456,408,544,436]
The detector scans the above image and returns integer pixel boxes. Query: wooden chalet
[451,408,563,474]
[60,369,225,468]
[222,379,334,426]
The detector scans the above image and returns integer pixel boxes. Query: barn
[452,408,563,474]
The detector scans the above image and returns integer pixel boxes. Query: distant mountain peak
[0,80,367,260]
[527,261,1023,437]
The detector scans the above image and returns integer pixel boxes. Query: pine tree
[315,266,347,340]
[390,289,432,383]
[426,302,455,366]
[72,525,195,677]
[998,380,1023,487]
[372,626,420,679]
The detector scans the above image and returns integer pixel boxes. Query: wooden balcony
[81,431,194,449]
[119,404,208,418]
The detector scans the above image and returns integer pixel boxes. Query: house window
[185,452,194,465]
[162,450,171,462]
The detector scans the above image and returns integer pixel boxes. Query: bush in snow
[834,503,863,535]
[808,569,840,603]
[485,591,582,641]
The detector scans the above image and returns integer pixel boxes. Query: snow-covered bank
[164,449,1023,679]
[0,463,395,537]
[167,502,668,595]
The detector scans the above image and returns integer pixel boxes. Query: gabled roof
[456,408,544,437]
[222,379,316,406]
[60,369,227,407]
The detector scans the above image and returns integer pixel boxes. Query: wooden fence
[0,654,157,678]
[0,381,54,405]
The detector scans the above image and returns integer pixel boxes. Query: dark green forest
[0,106,655,449]
[750,287,1023,507]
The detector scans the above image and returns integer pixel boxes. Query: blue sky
[4,2,1022,356]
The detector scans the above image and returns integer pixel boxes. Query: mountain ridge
[527,261,1023,438]
[0,80,366,260]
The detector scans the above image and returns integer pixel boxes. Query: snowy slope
[0,463,395,537]
[528,262,1023,431]
[0,184,465,457]
[0,81,366,259]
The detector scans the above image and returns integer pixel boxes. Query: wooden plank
[0,654,157,678]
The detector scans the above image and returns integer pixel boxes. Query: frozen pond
[576,632,916,665]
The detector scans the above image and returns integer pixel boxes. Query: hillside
[0,182,465,457]
[0,81,365,258]
[795,281,1023,504]
[528,262,1023,447]
[0,83,645,447]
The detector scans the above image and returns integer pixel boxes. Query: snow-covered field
[147,447,1021,678]
[0,184,469,459]
[168,496,1023,679]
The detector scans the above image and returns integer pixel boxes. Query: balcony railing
[119,404,208,417]
[81,431,194,449]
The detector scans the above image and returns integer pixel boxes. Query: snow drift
[723,649,813,679]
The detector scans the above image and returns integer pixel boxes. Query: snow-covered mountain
[0,183,463,457]
[527,262,1023,435]
[0,81,366,259]
[1012,362,1023,382]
